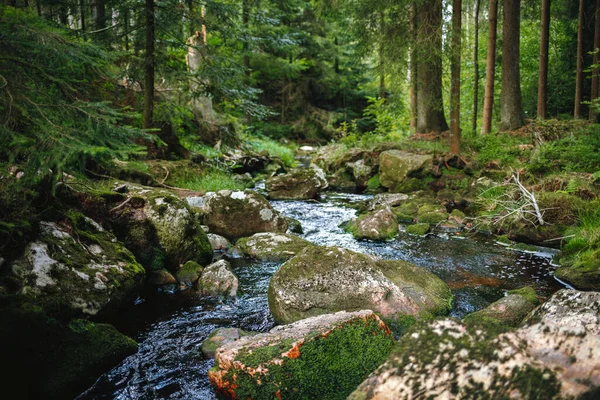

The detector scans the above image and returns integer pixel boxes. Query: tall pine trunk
[415,0,448,133]
[450,0,461,154]
[537,0,551,119]
[500,0,524,131]
[410,3,417,134]
[575,0,585,118]
[143,0,155,129]
[590,0,600,121]
[481,0,498,134]
[472,0,480,134]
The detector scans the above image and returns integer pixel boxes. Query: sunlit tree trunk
[450,0,461,155]
[590,0,600,122]
[410,3,417,134]
[481,0,497,134]
[575,0,585,118]
[143,0,155,129]
[472,0,480,134]
[537,0,551,119]
[500,0,524,131]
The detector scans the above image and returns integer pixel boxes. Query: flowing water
[78,192,566,400]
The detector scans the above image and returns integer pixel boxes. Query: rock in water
[195,190,288,239]
[208,310,394,400]
[200,260,238,297]
[464,286,539,327]
[233,232,313,262]
[349,289,600,399]
[207,233,231,252]
[9,215,144,317]
[201,327,254,359]
[347,207,399,241]
[266,164,328,200]
[268,246,452,324]
[378,150,432,190]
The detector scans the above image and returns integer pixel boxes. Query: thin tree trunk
[79,0,86,32]
[481,0,497,134]
[379,11,386,99]
[450,0,462,155]
[537,0,551,119]
[410,3,417,134]
[575,0,585,118]
[590,0,600,121]
[472,0,480,134]
[96,0,106,29]
[143,0,155,129]
[187,0,194,37]
[500,0,524,131]
[243,0,250,72]
[415,0,448,133]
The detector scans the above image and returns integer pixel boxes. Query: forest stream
[77,191,567,399]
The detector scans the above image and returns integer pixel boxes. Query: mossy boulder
[285,216,304,234]
[268,246,453,324]
[208,310,394,400]
[200,259,238,297]
[406,223,430,236]
[175,260,204,288]
[350,293,600,400]
[347,208,399,241]
[378,150,432,190]
[0,307,137,400]
[9,217,144,318]
[463,286,539,328]
[201,327,254,359]
[195,190,288,239]
[109,182,213,271]
[147,269,177,286]
[207,233,231,252]
[368,193,409,210]
[555,247,600,290]
[266,164,328,200]
[233,232,313,262]
[416,203,449,225]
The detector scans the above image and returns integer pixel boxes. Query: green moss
[406,223,430,236]
[450,209,466,219]
[394,177,427,193]
[510,365,561,399]
[508,287,539,306]
[228,317,394,400]
[366,174,380,191]
[418,211,449,224]
[496,234,512,245]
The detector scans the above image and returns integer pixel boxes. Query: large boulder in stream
[463,286,539,327]
[200,259,239,297]
[268,246,453,324]
[266,164,328,200]
[349,289,600,400]
[233,232,313,262]
[378,150,432,190]
[208,310,394,400]
[347,207,399,241]
[193,190,288,240]
[8,213,145,317]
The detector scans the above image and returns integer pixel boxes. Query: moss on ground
[406,223,430,236]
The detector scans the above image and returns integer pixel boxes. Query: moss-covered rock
[463,286,539,328]
[175,260,204,287]
[285,216,304,234]
[555,248,600,290]
[0,307,137,400]
[268,246,452,324]
[266,164,328,200]
[378,150,432,190]
[406,223,430,236]
[233,232,313,262]
[8,216,144,318]
[347,208,399,241]
[147,269,177,286]
[200,259,238,297]
[195,190,288,239]
[416,203,449,225]
[201,327,254,359]
[208,310,394,400]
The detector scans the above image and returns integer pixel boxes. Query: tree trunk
[378,11,386,99]
[500,0,524,131]
[143,0,155,129]
[472,0,480,134]
[79,0,86,32]
[450,0,462,155]
[415,0,448,133]
[95,0,106,30]
[537,0,551,119]
[243,0,250,72]
[590,0,600,121]
[187,0,194,38]
[481,0,497,134]
[410,3,417,134]
[575,0,585,118]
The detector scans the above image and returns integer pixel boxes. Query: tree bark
[95,0,106,30]
[481,0,497,134]
[378,11,386,99]
[143,0,155,129]
[415,0,448,133]
[472,0,480,134]
[450,0,462,155]
[79,0,86,32]
[537,0,551,119]
[590,0,600,121]
[575,0,585,118]
[500,0,524,131]
[410,3,417,134]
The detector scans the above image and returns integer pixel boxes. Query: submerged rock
[350,289,600,400]
[201,259,238,297]
[378,150,432,190]
[9,215,144,317]
[268,246,452,324]
[208,310,394,400]
[266,164,328,200]
[201,327,254,359]
[233,232,313,262]
[347,207,399,241]
[463,286,539,327]
[195,190,288,239]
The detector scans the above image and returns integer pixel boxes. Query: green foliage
[241,131,297,167]
[171,168,247,192]
[0,7,148,181]
[464,133,531,167]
